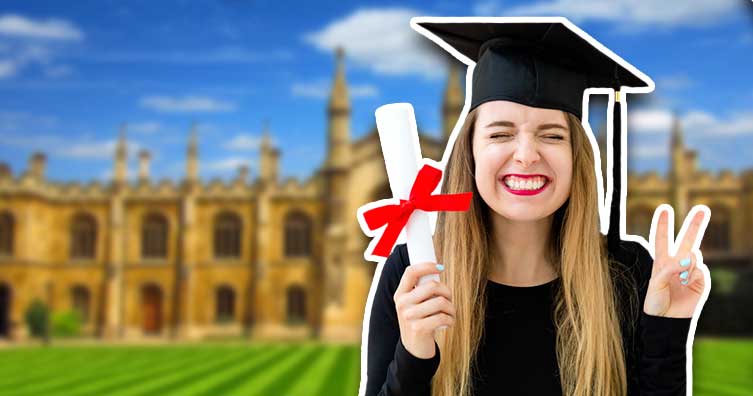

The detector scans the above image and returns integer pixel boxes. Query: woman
[364,98,707,396]
[363,19,709,396]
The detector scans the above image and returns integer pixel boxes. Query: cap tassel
[607,91,622,252]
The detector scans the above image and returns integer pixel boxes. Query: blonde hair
[431,108,628,396]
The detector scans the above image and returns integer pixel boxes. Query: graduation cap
[411,17,654,251]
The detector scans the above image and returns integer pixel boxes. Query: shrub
[51,310,82,337]
[24,299,49,339]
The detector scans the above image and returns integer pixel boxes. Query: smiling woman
[364,18,710,396]
[425,100,631,396]
[472,100,572,223]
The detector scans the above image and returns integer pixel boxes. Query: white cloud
[629,107,753,137]
[502,0,740,28]
[0,14,83,40]
[291,79,379,99]
[631,145,667,159]
[140,95,236,113]
[657,74,694,90]
[291,81,329,99]
[683,110,716,127]
[196,123,220,135]
[0,43,54,79]
[0,121,160,179]
[55,139,143,160]
[303,8,446,79]
[0,133,62,149]
[129,121,161,134]
[629,108,674,133]
[223,133,263,151]
[88,46,292,64]
[350,84,379,98]
[0,110,58,131]
[473,1,503,15]
[10,44,53,70]
[0,15,80,79]
[205,157,251,171]
[683,110,753,137]
[0,131,144,161]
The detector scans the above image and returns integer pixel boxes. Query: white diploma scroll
[374,103,439,286]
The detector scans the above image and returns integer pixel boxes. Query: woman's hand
[394,261,456,359]
[644,205,711,318]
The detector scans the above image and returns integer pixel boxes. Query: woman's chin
[491,208,553,223]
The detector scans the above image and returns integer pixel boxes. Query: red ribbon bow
[363,164,473,258]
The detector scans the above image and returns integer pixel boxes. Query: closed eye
[545,135,564,140]
[490,133,512,139]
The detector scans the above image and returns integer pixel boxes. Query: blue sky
[0,0,752,183]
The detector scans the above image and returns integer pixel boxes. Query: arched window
[704,205,731,251]
[627,205,655,240]
[215,285,235,323]
[142,213,168,258]
[71,213,97,259]
[286,285,306,324]
[214,212,241,258]
[284,211,312,257]
[71,285,90,324]
[0,211,13,256]
[0,283,11,337]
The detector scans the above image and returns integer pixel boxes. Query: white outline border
[358,16,711,396]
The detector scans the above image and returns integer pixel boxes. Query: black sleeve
[364,244,441,396]
[631,242,692,395]
[637,312,691,395]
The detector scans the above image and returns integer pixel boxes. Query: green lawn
[0,342,360,396]
[0,338,749,396]
[692,338,753,396]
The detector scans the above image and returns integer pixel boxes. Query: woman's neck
[489,213,558,286]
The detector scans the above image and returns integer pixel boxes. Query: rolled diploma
[375,103,439,286]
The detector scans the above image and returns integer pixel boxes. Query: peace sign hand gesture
[644,204,712,319]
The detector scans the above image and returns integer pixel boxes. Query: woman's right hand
[393,261,456,359]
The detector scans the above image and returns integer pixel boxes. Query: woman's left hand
[644,205,710,319]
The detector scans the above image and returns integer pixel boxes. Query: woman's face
[472,100,573,222]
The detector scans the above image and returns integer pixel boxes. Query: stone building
[0,49,750,342]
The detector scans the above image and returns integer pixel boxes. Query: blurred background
[0,1,751,395]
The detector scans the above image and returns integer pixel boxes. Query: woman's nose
[513,138,540,167]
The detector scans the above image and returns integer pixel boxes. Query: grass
[692,338,753,396]
[0,338,748,395]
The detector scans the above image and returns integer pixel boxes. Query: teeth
[503,176,547,190]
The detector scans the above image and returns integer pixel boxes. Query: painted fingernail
[436,264,445,272]
[680,271,689,280]
[680,258,691,267]
[681,279,689,285]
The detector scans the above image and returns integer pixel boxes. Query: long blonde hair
[432,108,628,396]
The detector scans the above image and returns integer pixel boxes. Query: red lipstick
[500,174,550,196]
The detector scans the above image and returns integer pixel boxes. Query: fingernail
[436,264,445,272]
[680,271,689,280]
[680,258,691,267]
[681,279,689,285]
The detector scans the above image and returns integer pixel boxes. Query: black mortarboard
[411,17,654,251]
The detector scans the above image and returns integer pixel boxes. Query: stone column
[103,193,125,338]
[176,186,198,339]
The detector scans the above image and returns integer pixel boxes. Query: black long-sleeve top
[364,241,692,396]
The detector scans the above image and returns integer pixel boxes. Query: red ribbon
[363,164,472,258]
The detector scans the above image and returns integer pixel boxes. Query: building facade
[0,49,750,342]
